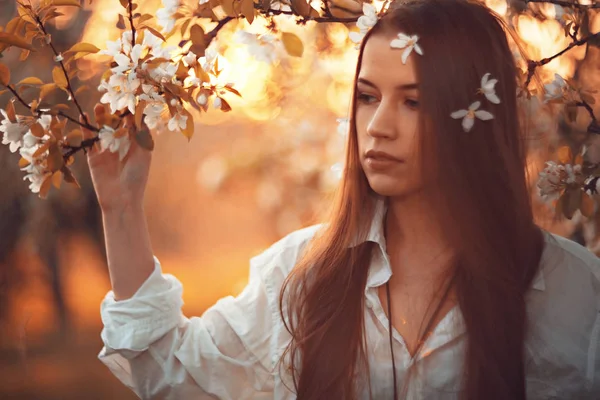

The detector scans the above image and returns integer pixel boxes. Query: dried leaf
[61,165,80,188]
[559,188,581,220]
[39,83,57,101]
[66,129,83,147]
[18,76,44,86]
[51,170,63,189]
[0,32,34,50]
[135,99,146,130]
[30,122,45,138]
[223,85,242,97]
[52,66,68,89]
[565,103,578,123]
[557,146,573,164]
[142,26,166,42]
[219,98,232,112]
[117,14,126,29]
[241,0,255,24]
[190,24,206,48]
[6,101,16,123]
[65,42,100,54]
[19,49,30,61]
[0,62,10,85]
[221,0,235,16]
[47,142,64,172]
[281,32,304,57]
[135,128,154,151]
[74,85,88,97]
[33,141,50,157]
[39,175,52,199]
[581,93,596,105]
[290,0,311,16]
[138,14,153,24]
[580,191,595,218]
[51,0,82,6]
[18,156,30,169]
[119,0,128,8]
[181,108,194,140]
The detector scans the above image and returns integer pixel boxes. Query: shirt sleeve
[98,251,288,400]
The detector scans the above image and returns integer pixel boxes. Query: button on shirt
[98,198,600,399]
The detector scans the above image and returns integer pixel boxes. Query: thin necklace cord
[386,281,398,400]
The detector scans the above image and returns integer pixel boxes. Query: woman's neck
[384,194,456,284]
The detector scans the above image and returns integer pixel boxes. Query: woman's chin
[367,178,420,199]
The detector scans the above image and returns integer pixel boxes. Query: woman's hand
[81,104,152,213]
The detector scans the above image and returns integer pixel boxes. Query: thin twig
[34,16,90,126]
[128,0,136,45]
[576,101,597,123]
[524,32,600,89]
[525,0,600,10]
[62,136,100,160]
[3,85,100,132]
[205,16,236,44]
[256,6,358,23]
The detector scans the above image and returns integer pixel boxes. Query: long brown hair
[279,0,545,398]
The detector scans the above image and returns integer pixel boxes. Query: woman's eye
[405,99,420,109]
[357,93,378,104]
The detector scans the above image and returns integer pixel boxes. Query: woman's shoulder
[540,231,600,288]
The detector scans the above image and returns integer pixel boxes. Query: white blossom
[199,0,209,4]
[214,97,222,109]
[157,0,180,34]
[99,125,131,161]
[479,73,500,104]
[389,33,423,64]
[182,51,198,67]
[544,73,567,103]
[0,109,29,153]
[197,93,208,106]
[99,74,141,114]
[349,3,378,46]
[199,47,218,72]
[19,146,51,194]
[537,161,582,203]
[450,101,494,132]
[167,113,188,131]
[336,117,349,137]
[54,53,64,62]
[143,103,166,129]
[234,31,278,64]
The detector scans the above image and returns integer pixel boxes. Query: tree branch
[525,0,600,10]
[128,0,136,45]
[34,16,90,126]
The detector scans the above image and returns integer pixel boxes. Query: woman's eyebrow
[357,77,419,91]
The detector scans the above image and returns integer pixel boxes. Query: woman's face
[355,32,423,199]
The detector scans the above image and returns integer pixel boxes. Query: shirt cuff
[100,256,185,356]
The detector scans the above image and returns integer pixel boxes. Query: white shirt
[98,198,600,399]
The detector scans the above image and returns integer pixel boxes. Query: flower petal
[474,110,494,120]
[450,110,468,119]
[413,43,423,56]
[401,46,412,64]
[462,116,475,132]
[485,92,501,104]
[469,101,481,111]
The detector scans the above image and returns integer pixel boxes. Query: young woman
[92,0,600,398]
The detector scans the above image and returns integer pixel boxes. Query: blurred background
[0,0,599,399]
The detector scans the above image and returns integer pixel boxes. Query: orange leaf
[18,77,44,86]
[61,165,80,188]
[39,83,57,101]
[0,32,34,50]
[6,101,16,123]
[51,0,82,6]
[47,142,64,172]
[557,146,572,164]
[30,122,45,138]
[281,32,304,57]
[52,66,67,89]
[66,129,83,147]
[142,26,166,42]
[241,0,254,24]
[0,62,10,85]
[65,42,100,54]
[39,175,53,199]
[181,108,194,140]
[580,191,595,218]
[18,156,30,169]
[51,170,63,189]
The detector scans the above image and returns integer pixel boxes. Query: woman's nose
[366,102,397,140]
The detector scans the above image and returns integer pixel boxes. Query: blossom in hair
[348,3,378,47]
[450,101,494,132]
[479,73,500,104]
[389,33,423,64]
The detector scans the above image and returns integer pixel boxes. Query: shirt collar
[350,195,546,292]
